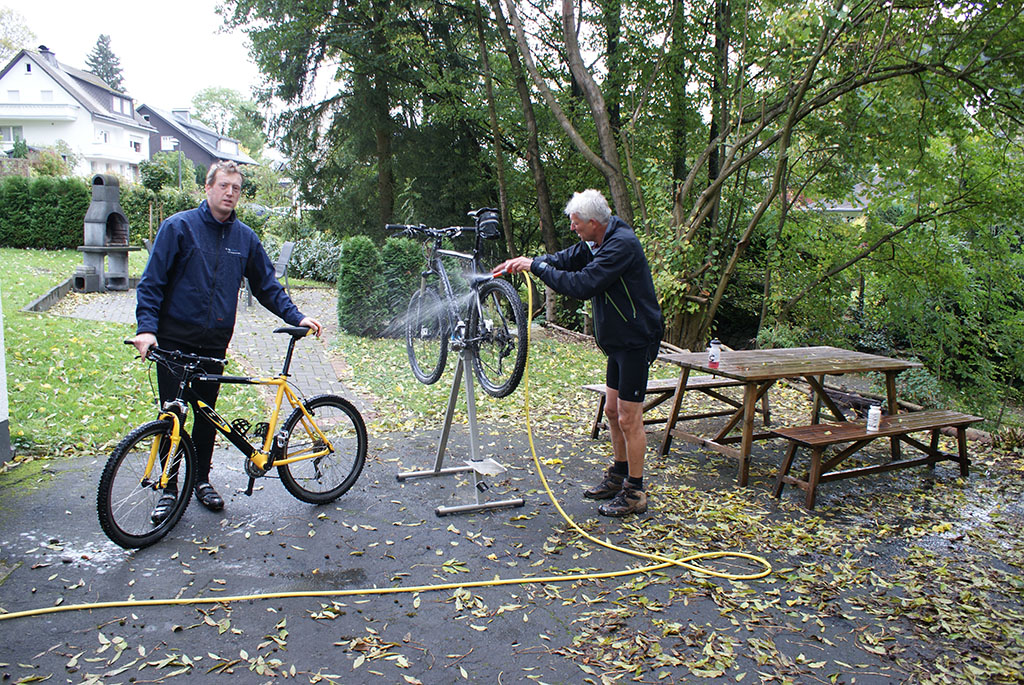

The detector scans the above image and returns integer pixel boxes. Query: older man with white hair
[493,189,663,517]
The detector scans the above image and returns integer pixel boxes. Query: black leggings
[156,340,226,484]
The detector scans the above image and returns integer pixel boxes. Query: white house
[0,45,156,179]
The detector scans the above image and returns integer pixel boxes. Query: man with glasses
[131,160,322,520]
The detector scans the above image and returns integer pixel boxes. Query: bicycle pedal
[231,417,252,435]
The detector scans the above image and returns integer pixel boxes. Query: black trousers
[156,340,227,485]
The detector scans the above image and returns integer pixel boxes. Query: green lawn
[0,248,262,459]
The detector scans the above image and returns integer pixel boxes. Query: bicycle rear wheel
[405,287,448,385]
[470,278,528,398]
[97,420,196,549]
[278,395,367,504]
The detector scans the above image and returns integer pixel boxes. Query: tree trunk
[491,0,557,257]
[474,0,514,256]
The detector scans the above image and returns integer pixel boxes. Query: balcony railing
[0,102,80,121]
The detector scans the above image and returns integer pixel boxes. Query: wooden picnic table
[657,346,922,485]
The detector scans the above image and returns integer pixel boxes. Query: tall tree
[85,34,125,92]
[191,87,267,156]
[0,7,34,63]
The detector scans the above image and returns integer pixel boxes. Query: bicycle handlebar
[386,223,476,239]
[123,339,227,367]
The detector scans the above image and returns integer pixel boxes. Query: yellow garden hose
[0,273,769,622]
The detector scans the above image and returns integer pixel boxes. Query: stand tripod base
[395,352,525,517]
[437,498,525,517]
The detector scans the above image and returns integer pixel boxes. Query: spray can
[866,405,881,432]
[708,339,721,369]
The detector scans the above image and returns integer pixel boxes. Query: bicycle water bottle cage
[252,422,269,442]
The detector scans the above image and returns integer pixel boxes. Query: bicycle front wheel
[405,287,448,385]
[278,395,367,504]
[470,278,528,398]
[97,420,197,549]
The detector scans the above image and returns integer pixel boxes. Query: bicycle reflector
[478,210,501,240]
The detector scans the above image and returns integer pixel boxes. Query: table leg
[773,442,797,498]
[739,382,757,486]
[956,427,970,477]
[806,446,824,509]
[885,371,902,460]
[658,367,690,456]
[590,393,606,440]
[811,374,824,423]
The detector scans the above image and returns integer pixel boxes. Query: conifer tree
[85,34,125,92]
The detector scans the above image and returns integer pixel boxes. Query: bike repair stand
[396,349,525,516]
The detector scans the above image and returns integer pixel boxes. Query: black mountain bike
[387,208,528,398]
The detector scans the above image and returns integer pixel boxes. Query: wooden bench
[584,375,770,439]
[771,409,983,509]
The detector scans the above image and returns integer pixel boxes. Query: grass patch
[334,329,610,434]
[1,248,263,460]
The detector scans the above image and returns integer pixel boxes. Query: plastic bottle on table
[866,405,881,431]
[708,338,721,369]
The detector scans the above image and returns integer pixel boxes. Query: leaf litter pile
[1,324,1022,684]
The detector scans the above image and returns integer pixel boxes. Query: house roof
[0,47,156,133]
[137,105,258,165]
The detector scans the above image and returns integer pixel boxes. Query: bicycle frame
[423,234,477,343]
[142,336,336,487]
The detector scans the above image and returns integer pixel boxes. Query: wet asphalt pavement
[0,288,925,683]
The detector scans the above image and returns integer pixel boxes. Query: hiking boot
[150,491,178,525]
[598,484,648,517]
[583,467,625,500]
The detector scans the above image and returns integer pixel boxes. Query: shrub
[289,234,343,284]
[755,322,806,350]
[336,235,385,336]
[379,236,422,323]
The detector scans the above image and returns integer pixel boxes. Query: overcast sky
[7,0,262,110]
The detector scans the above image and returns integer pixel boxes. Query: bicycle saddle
[275,326,312,338]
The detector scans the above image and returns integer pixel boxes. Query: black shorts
[605,346,656,403]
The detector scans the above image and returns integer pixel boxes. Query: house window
[7,90,19,102]
[130,139,141,153]
[96,128,109,143]
[25,63,31,73]
[0,126,24,142]
[41,90,53,102]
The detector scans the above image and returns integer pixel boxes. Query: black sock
[627,476,643,490]
[610,461,628,476]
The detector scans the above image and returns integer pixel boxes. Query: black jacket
[136,200,304,349]
[530,216,662,352]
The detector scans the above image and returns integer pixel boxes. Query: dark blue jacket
[136,200,304,349]
[530,216,663,352]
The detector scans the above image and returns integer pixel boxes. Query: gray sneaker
[598,485,648,517]
[583,467,626,500]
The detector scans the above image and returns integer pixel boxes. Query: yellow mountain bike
[97,326,366,549]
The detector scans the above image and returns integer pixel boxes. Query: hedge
[0,175,204,249]
[0,175,90,249]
